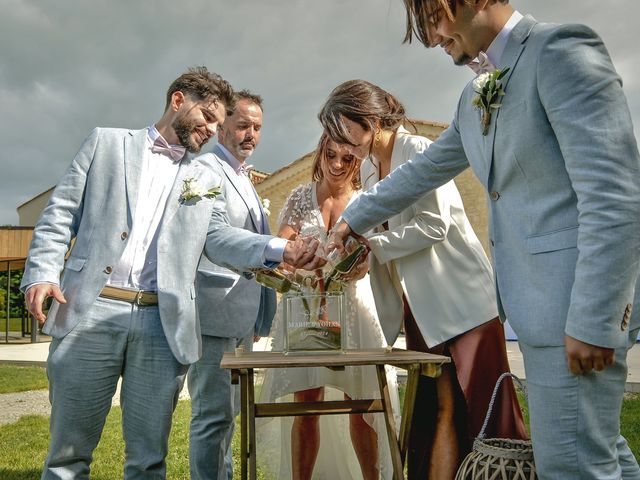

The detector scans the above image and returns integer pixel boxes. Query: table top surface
[220,348,450,369]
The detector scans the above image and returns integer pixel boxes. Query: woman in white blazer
[319,80,528,479]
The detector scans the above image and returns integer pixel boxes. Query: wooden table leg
[247,369,257,480]
[398,363,420,466]
[239,369,249,480]
[376,365,404,480]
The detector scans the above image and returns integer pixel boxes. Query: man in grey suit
[325,1,640,478]
[188,90,273,480]
[22,68,319,479]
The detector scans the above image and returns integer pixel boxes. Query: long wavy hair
[311,132,361,190]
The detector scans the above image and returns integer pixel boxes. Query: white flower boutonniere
[472,67,509,135]
[260,197,271,216]
[179,177,221,204]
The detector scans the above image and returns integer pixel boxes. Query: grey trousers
[520,328,640,480]
[188,334,251,480]
[43,297,188,480]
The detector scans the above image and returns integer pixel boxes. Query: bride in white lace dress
[257,134,400,480]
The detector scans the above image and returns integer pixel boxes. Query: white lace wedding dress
[256,183,400,480]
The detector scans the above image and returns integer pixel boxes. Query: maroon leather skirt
[403,300,528,478]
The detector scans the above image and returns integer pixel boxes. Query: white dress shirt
[108,126,182,291]
[216,143,286,262]
[486,10,524,67]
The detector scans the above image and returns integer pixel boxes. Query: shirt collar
[147,125,183,149]
[485,10,523,67]
[217,143,246,175]
[147,125,162,145]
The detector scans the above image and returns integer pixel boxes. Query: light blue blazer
[194,145,276,339]
[21,128,276,364]
[343,16,640,349]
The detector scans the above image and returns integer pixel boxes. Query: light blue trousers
[520,328,640,480]
[43,297,188,480]
[187,334,250,480]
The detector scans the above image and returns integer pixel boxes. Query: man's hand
[565,334,615,375]
[25,284,67,326]
[339,251,370,281]
[326,219,356,253]
[284,236,325,270]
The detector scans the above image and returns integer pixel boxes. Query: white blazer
[363,126,498,347]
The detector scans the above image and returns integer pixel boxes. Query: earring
[373,128,382,149]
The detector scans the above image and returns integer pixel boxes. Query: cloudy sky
[1,0,638,225]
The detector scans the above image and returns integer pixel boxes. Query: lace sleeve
[277,183,313,233]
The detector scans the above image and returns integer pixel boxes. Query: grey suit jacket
[194,145,276,339]
[342,16,640,349]
[21,127,276,364]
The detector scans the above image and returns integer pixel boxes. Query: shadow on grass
[0,469,42,480]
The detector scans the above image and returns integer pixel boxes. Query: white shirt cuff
[264,237,287,263]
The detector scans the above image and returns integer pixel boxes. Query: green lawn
[0,400,272,480]
[0,365,48,394]
[0,317,29,333]
[0,365,637,479]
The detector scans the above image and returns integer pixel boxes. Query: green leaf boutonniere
[472,67,509,135]
[179,177,221,204]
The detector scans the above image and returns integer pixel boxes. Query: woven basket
[455,373,537,480]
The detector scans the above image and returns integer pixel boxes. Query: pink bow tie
[239,163,254,176]
[468,51,496,75]
[151,136,186,162]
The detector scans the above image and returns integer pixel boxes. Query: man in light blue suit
[325,1,640,478]
[22,68,319,480]
[188,90,275,480]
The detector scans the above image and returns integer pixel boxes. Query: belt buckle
[134,290,145,306]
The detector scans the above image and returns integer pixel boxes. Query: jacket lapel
[213,145,262,233]
[123,129,148,221]
[160,155,195,226]
[484,15,536,171]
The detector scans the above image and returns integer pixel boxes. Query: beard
[172,116,207,153]
[237,140,255,157]
[453,51,473,66]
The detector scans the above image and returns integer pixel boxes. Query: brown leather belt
[99,285,158,306]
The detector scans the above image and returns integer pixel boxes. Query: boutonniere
[472,67,509,135]
[260,197,271,216]
[179,177,221,204]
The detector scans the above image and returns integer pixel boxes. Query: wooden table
[220,348,450,480]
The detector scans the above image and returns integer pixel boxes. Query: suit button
[104,266,113,274]
[121,231,129,240]
[490,191,501,201]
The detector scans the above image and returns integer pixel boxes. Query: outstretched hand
[25,283,67,326]
[565,334,615,375]
[283,236,326,270]
[326,219,361,253]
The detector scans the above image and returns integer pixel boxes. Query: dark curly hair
[165,66,235,112]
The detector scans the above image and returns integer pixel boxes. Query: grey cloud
[1,0,638,224]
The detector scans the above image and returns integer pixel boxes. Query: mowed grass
[0,364,48,394]
[0,365,638,479]
[0,400,272,480]
[0,317,29,333]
